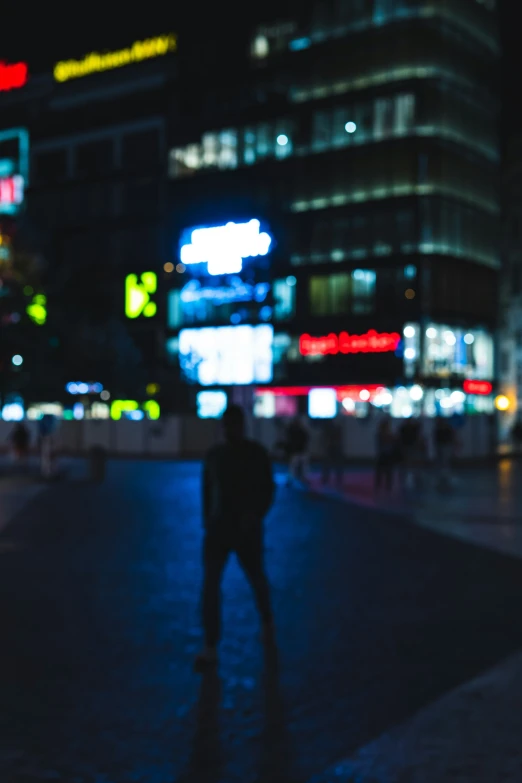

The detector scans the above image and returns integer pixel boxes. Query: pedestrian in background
[375,418,396,492]
[322,418,344,487]
[398,417,421,490]
[284,417,309,485]
[434,417,456,488]
[512,420,522,454]
[9,422,30,466]
[196,405,275,669]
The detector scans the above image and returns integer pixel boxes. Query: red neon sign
[463,380,493,396]
[0,61,28,92]
[299,329,401,357]
[256,385,385,397]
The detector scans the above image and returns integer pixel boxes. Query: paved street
[1,461,522,782]
[318,458,522,559]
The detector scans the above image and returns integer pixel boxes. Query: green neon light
[125,272,157,319]
[143,400,160,420]
[26,293,47,325]
[110,400,139,420]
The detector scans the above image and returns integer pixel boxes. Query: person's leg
[201,532,230,651]
[236,531,273,631]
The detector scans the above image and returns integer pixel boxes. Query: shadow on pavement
[180,643,294,783]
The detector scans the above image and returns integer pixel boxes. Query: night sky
[0,2,519,137]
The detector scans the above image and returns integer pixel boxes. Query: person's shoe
[194,646,218,671]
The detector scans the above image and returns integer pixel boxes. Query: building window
[374,98,395,139]
[352,269,376,313]
[76,139,114,176]
[273,277,296,321]
[309,270,375,316]
[251,35,269,58]
[395,94,415,135]
[170,129,237,177]
[219,130,238,168]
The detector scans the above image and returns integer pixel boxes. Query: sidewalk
[0,455,76,538]
[309,649,522,783]
[306,461,522,782]
[312,459,522,560]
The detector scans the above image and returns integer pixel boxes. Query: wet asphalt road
[1,460,522,782]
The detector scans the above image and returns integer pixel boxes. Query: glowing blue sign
[179,324,273,385]
[180,219,272,276]
[66,382,103,395]
[197,391,228,419]
[180,277,270,306]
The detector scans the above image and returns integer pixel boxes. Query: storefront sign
[54,34,176,83]
[299,330,401,357]
[180,219,272,276]
[0,128,29,215]
[0,61,28,91]
[179,324,273,385]
[463,380,493,396]
[125,272,157,319]
[110,400,160,420]
[0,175,24,208]
[180,277,270,305]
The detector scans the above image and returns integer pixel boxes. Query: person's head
[222,405,245,442]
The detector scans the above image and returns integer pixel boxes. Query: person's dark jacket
[203,439,275,531]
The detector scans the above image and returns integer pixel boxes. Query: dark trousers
[202,525,272,647]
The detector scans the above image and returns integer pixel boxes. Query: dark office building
[167,0,500,418]
[0,33,177,410]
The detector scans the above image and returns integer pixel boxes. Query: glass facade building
[167,0,500,415]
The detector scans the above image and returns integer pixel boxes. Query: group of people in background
[376,415,458,491]
[275,414,459,492]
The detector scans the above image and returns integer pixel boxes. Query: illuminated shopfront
[178,324,274,386]
[0,128,29,216]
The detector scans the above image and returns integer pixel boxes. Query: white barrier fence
[0,414,496,461]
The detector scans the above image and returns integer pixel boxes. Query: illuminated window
[275,125,293,159]
[310,274,350,316]
[256,123,271,159]
[273,278,296,321]
[197,391,228,419]
[219,130,238,169]
[251,35,269,58]
[374,97,394,139]
[309,388,337,419]
[309,270,376,317]
[168,289,183,328]
[179,325,274,386]
[352,269,376,313]
[395,94,415,135]
[423,324,494,380]
[243,128,256,165]
[202,133,219,167]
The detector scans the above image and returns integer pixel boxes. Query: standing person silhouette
[196,405,275,669]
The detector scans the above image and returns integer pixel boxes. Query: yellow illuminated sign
[54,34,176,83]
[110,400,160,421]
